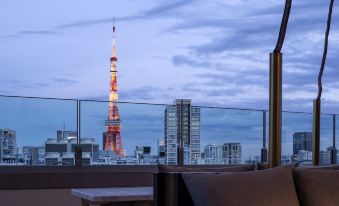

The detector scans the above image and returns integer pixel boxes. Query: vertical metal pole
[269,52,282,168]
[312,99,320,165]
[0,139,2,163]
[75,100,82,167]
[261,110,268,163]
[331,114,337,164]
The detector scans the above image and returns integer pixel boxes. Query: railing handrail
[0,94,338,115]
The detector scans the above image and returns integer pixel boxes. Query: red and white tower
[104,25,124,156]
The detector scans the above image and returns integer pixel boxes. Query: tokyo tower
[103,25,124,156]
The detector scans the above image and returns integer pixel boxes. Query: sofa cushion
[293,168,339,206]
[182,166,299,206]
[257,162,298,170]
[297,164,339,170]
[158,164,256,173]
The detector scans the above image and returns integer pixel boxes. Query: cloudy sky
[1,0,339,113]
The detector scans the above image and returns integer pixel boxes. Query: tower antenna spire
[112,17,115,32]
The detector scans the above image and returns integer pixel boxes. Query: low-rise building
[44,130,99,165]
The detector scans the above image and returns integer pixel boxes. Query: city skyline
[1,125,337,165]
[0,96,336,161]
[1,1,339,113]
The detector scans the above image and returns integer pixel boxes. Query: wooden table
[71,186,153,206]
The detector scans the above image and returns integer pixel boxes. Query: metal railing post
[269,52,282,168]
[75,100,82,167]
[331,114,337,164]
[312,99,320,165]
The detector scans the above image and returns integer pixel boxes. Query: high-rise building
[293,132,312,157]
[103,24,124,156]
[164,99,200,164]
[222,143,242,164]
[204,144,223,164]
[0,129,17,164]
[164,106,177,165]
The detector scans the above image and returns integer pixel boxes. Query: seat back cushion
[297,164,339,170]
[158,164,255,172]
[293,168,339,206]
[182,166,299,206]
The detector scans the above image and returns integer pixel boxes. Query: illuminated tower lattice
[104,25,124,156]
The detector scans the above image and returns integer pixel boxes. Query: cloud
[19,30,56,35]
[58,0,196,29]
[142,0,195,16]
[0,89,10,94]
[34,82,50,87]
[120,86,162,101]
[172,55,211,67]
[57,18,114,29]
[52,77,78,85]
[0,30,57,38]
[2,0,195,38]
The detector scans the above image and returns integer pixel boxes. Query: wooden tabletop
[71,186,153,203]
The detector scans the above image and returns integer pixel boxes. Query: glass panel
[336,114,339,164]
[80,100,166,165]
[195,107,263,165]
[0,96,77,166]
[320,114,333,165]
[282,112,312,165]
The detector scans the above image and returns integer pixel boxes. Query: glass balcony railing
[336,114,339,164]
[0,95,338,166]
[80,100,167,165]
[0,96,77,166]
[198,107,263,165]
[282,112,312,165]
[320,114,334,165]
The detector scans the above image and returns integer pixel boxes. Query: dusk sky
[1,0,339,159]
[1,0,339,112]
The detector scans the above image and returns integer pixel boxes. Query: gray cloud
[58,0,195,29]
[0,89,10,94]
[52,78,78,85]
[120,86,162,101]
[0,30,57,38]
[34,82,50,87]
[57,18,114,29]
[2,0,195,38]
[142,0,195,16]
[19,30,56,35]
[172,55,212,67]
